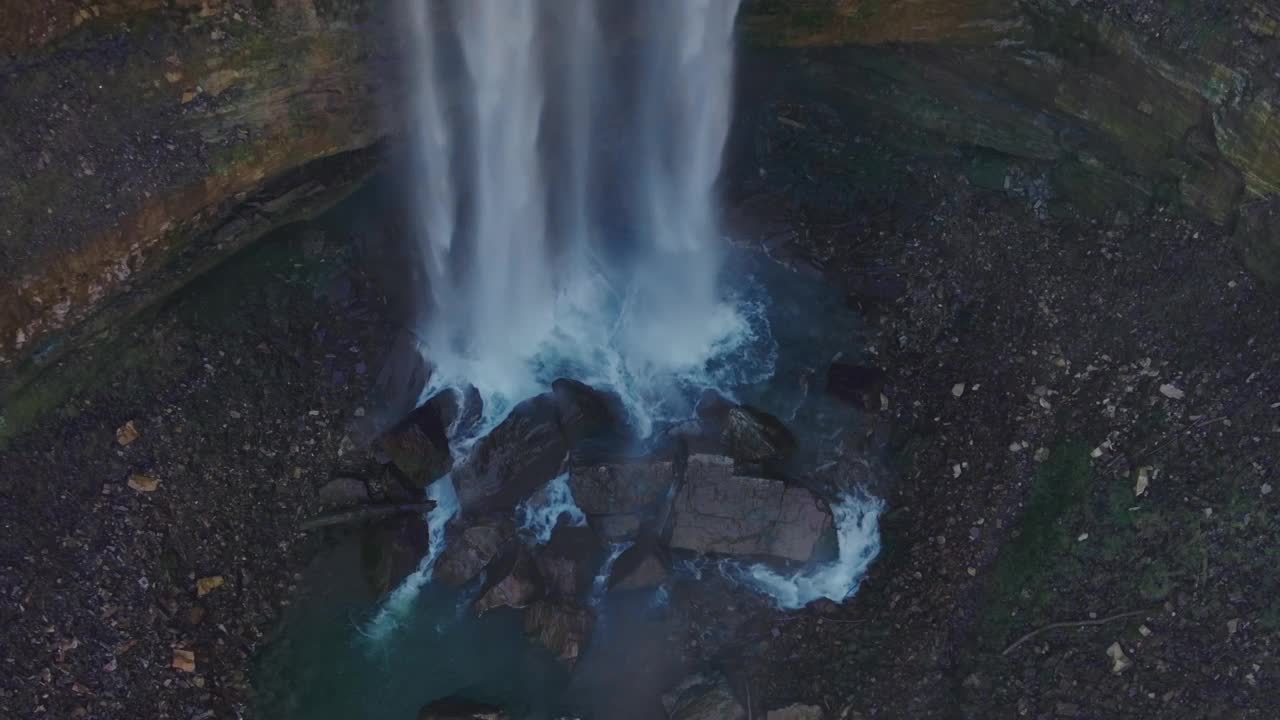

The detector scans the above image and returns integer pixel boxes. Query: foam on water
[728,493,885,610]
[588,542,633,609]
[362,477,460,643]
[516,473,587,546]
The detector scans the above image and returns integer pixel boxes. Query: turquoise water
[253,538,569,720]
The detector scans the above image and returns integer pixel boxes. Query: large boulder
[590,514,644,543]
[551,378,630,448]
[379,399,453,488]
[720,406,797,464]
[569,458,675,542]
[569,459,675,515]
[474,546,542,615]
[316,476,370,507]
[661,674,746,720]
[608,544,670,592]
[362,514,431,599]
[524,600,596,669]
[430,385,485,440]
[434,518,515,588]
[452,394,568,514]
[533,525,604,599]
[669,455,832,563]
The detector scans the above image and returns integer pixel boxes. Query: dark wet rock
[825,363,887,413]
[771,488,836,562]
[316,476,369,507]
[669,455,832,562]
[721,405,797,464]
[354,329,432,445]
[694,389,735,426]
[417,698,506,720]
[429,385,485,439]
[452,393,567,513]
[609,544,670,591]
[661,673,746,720]
[435,518,515,589]
[362,513,431,598]
[568,458,675,516]
[474,546,542,615]
[590,514,643,543]
[379,401,453,488]
[534,525,604,599]
[551,378,630,448]
[524,600,596,669]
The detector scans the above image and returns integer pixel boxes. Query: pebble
[1158,383,1185,400]
[1106,642,1133,674]
[1262,483,1273,496]
[952,383,966,398]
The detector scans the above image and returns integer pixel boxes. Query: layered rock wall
[0,0,386,397]
[5,0,1280,407]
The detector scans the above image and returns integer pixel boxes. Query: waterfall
[395,0,749,428]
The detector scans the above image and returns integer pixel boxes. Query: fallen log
[300,501,437,532]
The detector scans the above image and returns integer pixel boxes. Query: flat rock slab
[569,459,675,515]
[669,454,831,563]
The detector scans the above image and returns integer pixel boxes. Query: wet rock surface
[434,518,515,589]
[669,455,831,563]
[451,394,567,514]
[524,601,596,669]
[473,546,542,616]
[534,525,604,599]
[720,406,798,464]
[608,544,671,592]
[379,401,453,487]
[569,459,675,516]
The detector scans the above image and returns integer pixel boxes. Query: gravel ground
[712,97,1280,718]
[0,217,395,719]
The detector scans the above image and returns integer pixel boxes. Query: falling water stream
[254,2,883,717]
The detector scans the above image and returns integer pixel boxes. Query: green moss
[977,440,1091,649]
[1052,156,1153,218]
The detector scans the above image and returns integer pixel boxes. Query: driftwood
[1001,609,1151,656]
[300,502,436,531]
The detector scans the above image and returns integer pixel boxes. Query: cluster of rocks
[373,379,842,671]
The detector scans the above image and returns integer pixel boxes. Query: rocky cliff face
[3,0,1280,403]
[0,0,386,398]
[737,0,1280,275]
